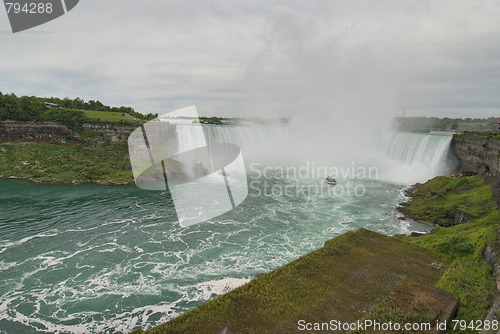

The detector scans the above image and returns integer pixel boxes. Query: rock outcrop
[451,134,500,177]
[452,133,500,204]
[0,120,138,144]
[81,123,138,143]
[0,120,76,142]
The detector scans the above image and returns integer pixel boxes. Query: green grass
[403,212,499,333]
[399,174,500,333]
[136,229,447,334]
[400,175,496,226]
[0,142,133,184]
[130,174,500,334]
[454,131,500,140]
[80,109,142,124]
[354,279,455,334]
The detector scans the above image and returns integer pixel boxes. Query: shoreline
[0,175,134,186]
[397,182,436,227]
[397,183,437,227]
[134,173,500,333]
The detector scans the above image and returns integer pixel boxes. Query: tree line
[0,92,157,131]
[40,95,157,120]
[393,116,495,132]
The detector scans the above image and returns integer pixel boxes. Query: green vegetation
[199,116,225,125]
[399,175,500,333]
[455,131,500,140]
[393,116,496,133]
[404,213,499,333]
[131,175,500,334]
[42,108,88,131]
[0,92,157,130]
[80,109,139,124]
[355,279,457,334]
[134,229,448,334]
[0,92,159,184]
[399,175,496,226]
[0,93,85,131]
[0,142,133,184]
[35,94,157,120]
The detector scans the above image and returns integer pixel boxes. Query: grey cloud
[0,1,499,118]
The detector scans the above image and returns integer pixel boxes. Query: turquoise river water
[0,128,455,333]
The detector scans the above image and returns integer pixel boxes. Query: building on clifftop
[493,118,500,131]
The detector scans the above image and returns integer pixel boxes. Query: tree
[0,94,18,120]
[74,97,84,109]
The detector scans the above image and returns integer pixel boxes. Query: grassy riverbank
[454,131,500,140]
[131,174,499,334]
[399,174,500,333]
[133,229,450,334]
[399,175,496,226]
[0,142,133,184]
[404,211,499,330]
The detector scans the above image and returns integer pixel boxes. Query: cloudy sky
[1,0,499,118]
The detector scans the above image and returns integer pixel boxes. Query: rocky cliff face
[451,134,500,204]
[81,123,138,143]
[0,121,138,144]
[451,134,500,177]
[0,121,76,143]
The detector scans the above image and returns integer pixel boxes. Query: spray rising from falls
[372,132,458,184]
[172,122,457,185]
[174,121,287,164]
[175,123,207,152]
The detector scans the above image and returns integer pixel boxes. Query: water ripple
[0,177,431,333]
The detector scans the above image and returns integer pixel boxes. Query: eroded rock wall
[451,134,500,177]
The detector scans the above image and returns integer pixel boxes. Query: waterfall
[170,121,457,185]
[203,125,278,149]
[170,121,283,154]
[372,132,458,184]
[175,123,207,152]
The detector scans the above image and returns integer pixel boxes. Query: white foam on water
[0,230,61,254]
[0,128,452,333]
[194,277,251,300]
